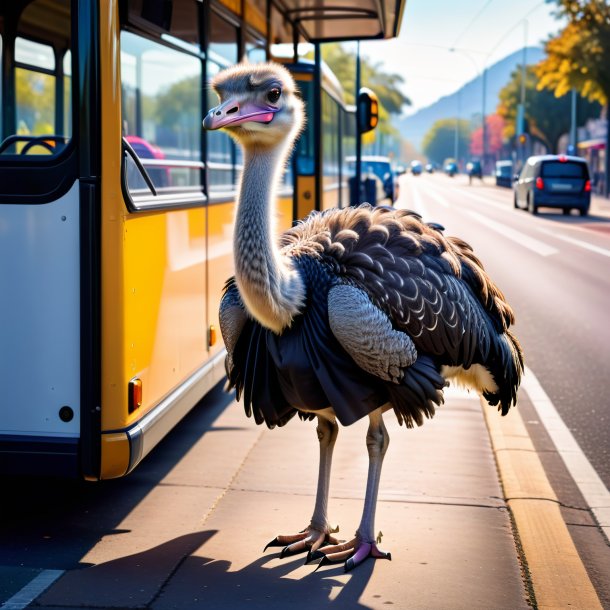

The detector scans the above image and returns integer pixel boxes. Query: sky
[359,0,566,115]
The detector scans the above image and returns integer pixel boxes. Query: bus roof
[284,0,406,43]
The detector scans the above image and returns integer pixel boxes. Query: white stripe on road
[421,186,449,208]
[401,181,430,219]
[536,226,610,258]
[1,569,64,610]
[465,210,559,256]
[523,367,610,543]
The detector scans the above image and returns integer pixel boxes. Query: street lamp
[449,48,487,172]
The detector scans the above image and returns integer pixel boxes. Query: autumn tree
[497,65,601,153]
[422,118,470,165]
[536,0,610,194]
[471,114,505,157]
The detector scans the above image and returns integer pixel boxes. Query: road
[398,172,610,490]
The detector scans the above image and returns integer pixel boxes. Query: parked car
[513,154,591,216]
[425,163,435,173]
[410,160,423,175]
[495,160,513,188]
[346,155,398,203]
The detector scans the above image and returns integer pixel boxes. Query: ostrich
[203,62,524,572]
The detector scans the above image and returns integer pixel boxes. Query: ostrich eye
[267,87,281,103]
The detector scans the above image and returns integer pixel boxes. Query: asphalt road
[397,172,610,490]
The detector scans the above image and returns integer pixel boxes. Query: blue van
[514,155,591,216]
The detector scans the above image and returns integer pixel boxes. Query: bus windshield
[0,0,73,158]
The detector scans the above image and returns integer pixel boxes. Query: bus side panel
[0,183,81,440]
[321,177,340,211]
[207,200,236,360]
[296,176,316,220]
[123,209,208,417]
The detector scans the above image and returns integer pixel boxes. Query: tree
[536,0,610,194]
[471,114,505,157]
[497,65,601,153]
[321,43,411,114]
[422,118,470,165]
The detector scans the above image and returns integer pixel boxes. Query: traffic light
[518,133,527,145]
[358,88,379,134]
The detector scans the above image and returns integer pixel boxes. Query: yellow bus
[0,0,404,480]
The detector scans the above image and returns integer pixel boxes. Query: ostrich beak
[203,99,279,130]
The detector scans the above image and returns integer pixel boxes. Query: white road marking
[523,367,610,543]
[536,226,610,258]
[1,569,64,609]
[464,210,559,257]
[420,185,449,208]
[401,180,430,219]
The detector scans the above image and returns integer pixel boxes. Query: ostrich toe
[264,526,341,558]
[309,537,391,571]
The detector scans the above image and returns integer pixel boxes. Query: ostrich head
[204,62,304,149]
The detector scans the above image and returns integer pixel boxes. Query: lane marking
[1,569,64,610]
[523,366,610,543]
[399,180,431,220]
[536,226,610,258]
[419,185,449,208]
[428,180,610,259]
[464,210,559,257]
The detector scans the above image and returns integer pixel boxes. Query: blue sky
[360,0,566,115]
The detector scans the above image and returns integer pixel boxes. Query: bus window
[0,0,72,157]
[120,31,203,206]
[207,10,239,196]
[295,80,315,176]
[245,30,266,64]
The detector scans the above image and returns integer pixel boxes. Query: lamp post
[449,48,487,172]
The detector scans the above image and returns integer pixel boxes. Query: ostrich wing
[328,284,417,383]
[219,278,247,375]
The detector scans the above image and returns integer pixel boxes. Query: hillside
[395,46,545,153]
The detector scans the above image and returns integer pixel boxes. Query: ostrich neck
[234,143,304,333]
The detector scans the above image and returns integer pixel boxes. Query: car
[495,160,513,188]
[444,161,458,177]
[514,154,591,216]
[410,160,423,175]
[425,163,435,173]
[466,160,482,180]
[347,155,399,203]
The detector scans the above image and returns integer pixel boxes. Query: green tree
[320,43,411,114]
[319,43,410,148]
[536,0,610,193]
[422,118,470,165]
[497,65,601,153]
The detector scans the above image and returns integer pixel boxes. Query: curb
[482,399,603,610]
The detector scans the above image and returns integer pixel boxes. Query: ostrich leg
[265,413,341,557]
[311,408,391,571]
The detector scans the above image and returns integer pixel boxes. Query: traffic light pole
[354,41,362,204]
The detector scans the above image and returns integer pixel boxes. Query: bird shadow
[36,531,377,609]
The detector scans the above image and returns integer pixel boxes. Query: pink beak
[203,99,279,130]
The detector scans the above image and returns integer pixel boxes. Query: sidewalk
[591,192,610,218]
[36,386,533,609]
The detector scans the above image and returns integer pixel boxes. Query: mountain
[395,46,545,153]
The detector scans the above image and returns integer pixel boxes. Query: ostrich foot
[264,525,341,558]
[308,537,391,572]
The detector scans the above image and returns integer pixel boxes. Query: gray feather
[328,284,417,383]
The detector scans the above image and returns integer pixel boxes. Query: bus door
[0,0,98,477]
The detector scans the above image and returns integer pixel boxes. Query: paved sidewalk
[36,386,531,609]
[591,193,610,217]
